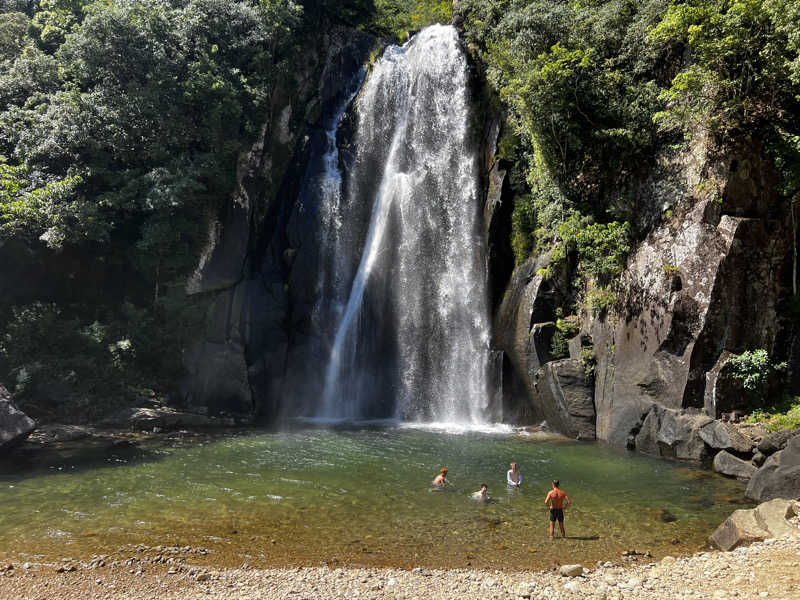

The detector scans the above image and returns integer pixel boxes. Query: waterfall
[317,25,490,425]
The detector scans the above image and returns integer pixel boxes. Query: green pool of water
[0,425,750,570]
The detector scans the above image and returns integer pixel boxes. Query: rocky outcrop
[713,450,758,481]
[492,250,581,426]
[746,434,800,502]
[590,142,790,451]
[710,498,800,550]
[0,385,35,452]
[633,405,712,461]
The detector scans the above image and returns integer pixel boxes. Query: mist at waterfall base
[0,428,748,570]
[305,25,491,425]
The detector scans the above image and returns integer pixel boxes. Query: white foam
[396,421,516,435]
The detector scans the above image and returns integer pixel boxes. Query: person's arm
[565,494,571,508]
[507,470,514,486]
[544,491,551,506]
[518,473,522,486]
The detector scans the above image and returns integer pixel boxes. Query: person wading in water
[544,479,571,538]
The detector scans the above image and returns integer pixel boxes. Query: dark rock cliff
[180,29,376,420]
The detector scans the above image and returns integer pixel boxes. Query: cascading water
[317,24,490,424]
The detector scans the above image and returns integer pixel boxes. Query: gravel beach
[1,534,798,599]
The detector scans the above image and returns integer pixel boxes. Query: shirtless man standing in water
[544,479,571,538]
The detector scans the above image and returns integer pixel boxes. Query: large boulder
[533,359,596,440]
[710,498,799,550]
[699,420,754,453]
[0,385,35,452]
[757,427,800,455]
[713,450,757,481]
[745,434,800,502]
[634,405,712,461]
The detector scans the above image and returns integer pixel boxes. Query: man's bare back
[544,480,571,538]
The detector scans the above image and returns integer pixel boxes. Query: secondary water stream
[0,427,748,570]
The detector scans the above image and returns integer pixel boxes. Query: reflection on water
[0,426,750,569]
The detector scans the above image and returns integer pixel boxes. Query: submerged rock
[99,407,236,431]
[0,385,35,453]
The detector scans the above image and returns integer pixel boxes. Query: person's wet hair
[552,479,559,486]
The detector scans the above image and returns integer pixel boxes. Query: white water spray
[318,25,490,424]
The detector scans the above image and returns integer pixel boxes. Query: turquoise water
[0,426,749,569]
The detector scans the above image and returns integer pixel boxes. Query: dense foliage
[0,0,455,418]
[462,0,800,314]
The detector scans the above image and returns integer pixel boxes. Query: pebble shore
[1,534,798,600]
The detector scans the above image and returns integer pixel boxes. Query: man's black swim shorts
[549,508,564,522]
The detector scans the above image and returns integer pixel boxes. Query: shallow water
[0,426,749,570]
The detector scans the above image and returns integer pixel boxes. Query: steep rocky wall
[591,143,790,449]
[489,137,792,451]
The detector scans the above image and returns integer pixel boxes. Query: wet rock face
[0,385,35,452]
[492,254,575,425]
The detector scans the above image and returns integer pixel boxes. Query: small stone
[168,567,177,574]
[197,572,210,582]
[386,577,398,586]
[559,564,584,577]
[22,563,31,570]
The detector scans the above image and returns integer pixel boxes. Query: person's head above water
[552,479,559,487]
[440,468,448,475]
[510,462,518,471]
[480,483,487,491]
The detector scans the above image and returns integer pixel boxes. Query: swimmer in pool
[472,483,489,502]
[432,467,448,487]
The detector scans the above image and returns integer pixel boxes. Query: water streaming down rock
[317,25,491,424]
